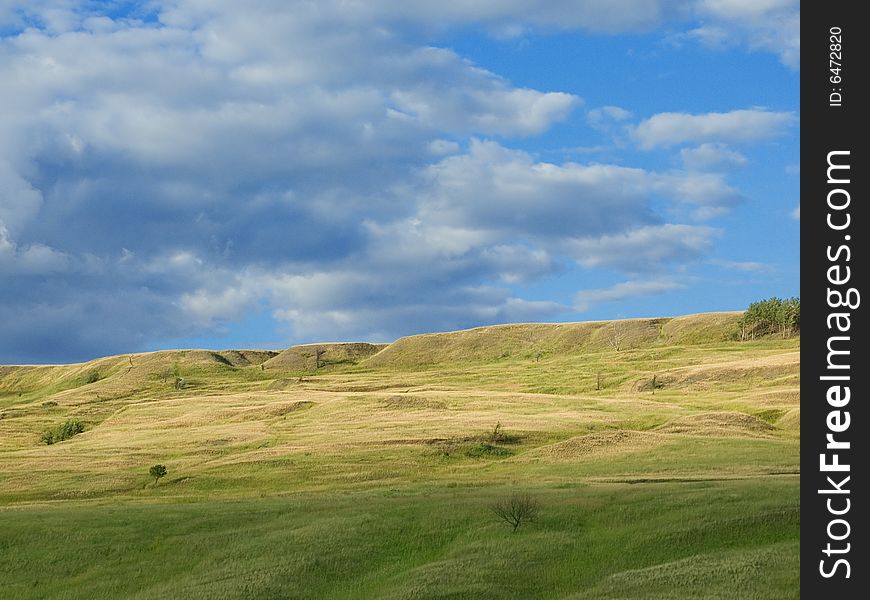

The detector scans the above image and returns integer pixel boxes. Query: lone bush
[41,419,85,445]
[489,421,504,443]
[149,464,168,484]
[485,422,520,445]
[491,493,540,533]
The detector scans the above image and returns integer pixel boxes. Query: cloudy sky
[0,0,799,364]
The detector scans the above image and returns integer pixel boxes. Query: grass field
[0,313,800,599]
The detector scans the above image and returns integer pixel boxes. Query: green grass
[0,315,800,598]
[0,478,797,599]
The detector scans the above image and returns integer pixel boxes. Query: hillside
[263,342,387,371]
[363,312,742,368]
[0,349,277,403]
[0,312,799,600]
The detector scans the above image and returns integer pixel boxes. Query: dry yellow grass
[521,430,669,461]
[629,351,799,392]
[363,313,744,368]
[0,312,799,504]
[777,408,800,431]
[654,412,775,437]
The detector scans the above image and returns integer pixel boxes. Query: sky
[0,0,800,364]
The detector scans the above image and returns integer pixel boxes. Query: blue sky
[0,1,799,363]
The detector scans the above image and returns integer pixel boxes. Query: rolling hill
[0,312,800,599]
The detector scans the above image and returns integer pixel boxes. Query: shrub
[84,371,102,384]
[485,422,521,445]
[149,464,168,484]
[489,421,503,443]
[491,494,540,533]
[41,419,85,445]
[738,297,800,340]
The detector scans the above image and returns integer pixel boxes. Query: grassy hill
[362,312,742,368]
[264,342,387,371]
[0,313,799,599]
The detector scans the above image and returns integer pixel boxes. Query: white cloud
[391,84,579,136]
[633,109,795,148]
[0,0,788,362]
[419,140,656,237]
[566,224,717,271]
[696,0,799,68]
[3,1,800,68]
[655,170,741,219]
[587,105,633,131]
[791,205,800,220]
[161,138,733,344]
[177,267,569,343]
[680,143,748,170]
[574,278,684,312]
[0,224,70,275]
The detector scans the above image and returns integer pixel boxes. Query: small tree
[149,464,167,485]
[491,493,540,533]
[489,421,503,443]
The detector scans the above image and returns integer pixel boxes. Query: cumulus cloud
[0,1,792,362]
[391,84,578,136]
[574,278,684,312]
[791,205,800,220]
[565,224,716,271]
[633,109,795,148]
[694,0,799,69]
[419,140,656,237]
[146,140,730,346]
[175,267,570,344]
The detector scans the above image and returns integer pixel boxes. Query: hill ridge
[362,311,747,368]
[0,311,753,373]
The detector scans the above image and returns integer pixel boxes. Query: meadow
[0,313,799,599]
